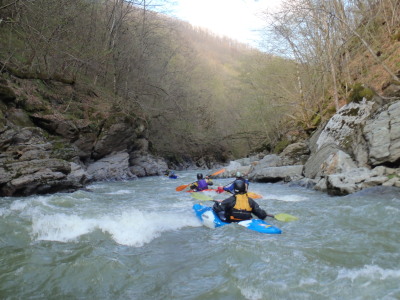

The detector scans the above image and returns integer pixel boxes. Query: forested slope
[0,0,301,166]
[1,0,399,166]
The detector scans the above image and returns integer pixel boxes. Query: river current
[1,170,399,300]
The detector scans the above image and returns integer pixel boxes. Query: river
[1,170,399,300]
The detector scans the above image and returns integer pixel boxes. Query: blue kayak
[193,204,281,234]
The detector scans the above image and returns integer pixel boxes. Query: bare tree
[262,0,400,122]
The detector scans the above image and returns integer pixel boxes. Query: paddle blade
[247,192,262,199]
[176,184,189,192]
[191,193,214,201]
[274,213,298,222]
[209,168,225,177]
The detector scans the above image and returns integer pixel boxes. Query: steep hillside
[346,18,400,97]
[0,0,300,196]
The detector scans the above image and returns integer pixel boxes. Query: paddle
[247,192,262,199]
[175,183,193,192]
[175,168,226,192]
[268,213,298,222]
[191,192,214,201]
[224,189,262,199]
[208,168,226,177]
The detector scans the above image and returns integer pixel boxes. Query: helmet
[233,180,246,194]
[197,173,203,180]
[236,171,242,178]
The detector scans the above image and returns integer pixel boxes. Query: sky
[168,0,283,48]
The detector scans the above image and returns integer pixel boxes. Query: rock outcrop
[215,97,400,196]
[310,99,400,195]
[0,76,168,197]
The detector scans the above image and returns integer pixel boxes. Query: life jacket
[196,179,208,191]
[230,194,252,221]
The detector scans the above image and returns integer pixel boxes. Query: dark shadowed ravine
[1,170,399,299]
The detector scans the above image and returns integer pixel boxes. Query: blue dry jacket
[223,177,249,193]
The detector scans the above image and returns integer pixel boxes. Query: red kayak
[187,188,262,198]
[186,188,217,193]
[186,187,226,194]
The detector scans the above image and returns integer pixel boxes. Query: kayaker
[213,180,272,222]
[165,169,177,178]
[223,171,249,194]
[190,173,213,191]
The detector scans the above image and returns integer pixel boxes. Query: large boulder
[214,158,256,178]
[0,126,88,196]
[92,122,137,160]
[252,154,282,169]
[325,167,389,195]
[129,153,168,177]
[315,100,375,152]
[364,101,400,165]
[311,99,400,168]
[303,99,400,195]
[304,144,358,180]
[248,165,304,182]
[0,158,88,196]
[315,166,400,195]
[280,142,310,165]
[87,151,134,181]
[325,168,368,195]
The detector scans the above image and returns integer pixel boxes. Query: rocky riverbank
[2,73,399,197]
[0,75,172,197]
[216,96,400,196]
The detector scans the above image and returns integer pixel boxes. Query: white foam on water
[31,213,97,242]
[98,209,201,247]
[105,189,132,195]
[265,194,308,202]
[299,278,318,286]
[9,200,30,211]
[86,183,108,189]
[239,285,263,300]
[0,207,9,217]
[337,265,400,281]
[30,208,201,247]
[385,205,400,214]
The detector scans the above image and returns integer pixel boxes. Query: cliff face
[215,94,400,196]
[303,96,400,195]
[0,74,166,197]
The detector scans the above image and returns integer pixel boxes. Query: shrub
[347,83,374,103]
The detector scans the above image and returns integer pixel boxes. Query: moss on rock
[273,139,290,154]
[348,83,375,103]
